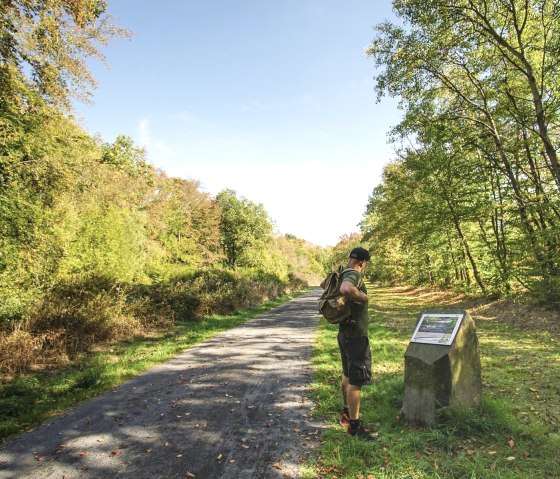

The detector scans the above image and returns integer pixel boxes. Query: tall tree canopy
[1,0,128,108]
[216,189,273,270]
[363,0,560,303]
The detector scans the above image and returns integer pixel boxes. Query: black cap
[349,247,370,261]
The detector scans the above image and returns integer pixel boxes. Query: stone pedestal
[401,309,482,426]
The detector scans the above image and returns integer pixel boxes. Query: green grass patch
[0,290,308,442]
[306,285,560,479]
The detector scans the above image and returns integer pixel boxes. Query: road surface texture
[0,289,323,479]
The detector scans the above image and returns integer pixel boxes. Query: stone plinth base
[401,309,482,426]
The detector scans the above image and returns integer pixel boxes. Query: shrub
[1,267,307,376]
[32,276,143,353]
[0,331,42,376]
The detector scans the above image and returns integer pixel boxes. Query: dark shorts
[337,331,372,387]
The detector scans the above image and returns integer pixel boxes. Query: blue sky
[74,1,402,247]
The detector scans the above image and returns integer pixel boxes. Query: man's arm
[340,280,368,304]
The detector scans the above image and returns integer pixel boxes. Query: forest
[360,0,560,306]
[0,0,326,376]
[2,0,559,380]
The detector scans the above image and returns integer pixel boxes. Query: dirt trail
[0,289,323,479]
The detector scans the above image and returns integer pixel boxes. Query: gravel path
[0,289,323,479]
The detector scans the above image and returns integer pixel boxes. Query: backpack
[318,266,353,324]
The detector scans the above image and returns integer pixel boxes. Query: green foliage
[270,234,327,285]
[324,234,366,272]
[56,203,148,283]
[0,100,325,371]
[216,189,274,269]
[0,1,327,382]
[363,0,560,303]
[146,175,221,269]
[0,0,129,108]
[100,135,152,182]
[0,99,325,374]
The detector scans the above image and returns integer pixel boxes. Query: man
[327,246,376,440]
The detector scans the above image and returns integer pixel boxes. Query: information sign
[410,313,465,346]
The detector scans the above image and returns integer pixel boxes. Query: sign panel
[411,313,464,346]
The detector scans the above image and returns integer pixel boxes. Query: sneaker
[347,420,378,441]
[339,408,350,427]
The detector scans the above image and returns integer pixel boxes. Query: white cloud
[138,117,150,147]
[136,117,177,168]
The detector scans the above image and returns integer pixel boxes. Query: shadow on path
[0,290,323,479]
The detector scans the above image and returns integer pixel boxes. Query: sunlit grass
[0,290,308,442]
[305,284,560,479]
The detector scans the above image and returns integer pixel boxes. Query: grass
[304,284,560,479]
[0,290,308,442]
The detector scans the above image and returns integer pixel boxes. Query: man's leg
[338,331,351,425]
[346,336,370,421]
[345,337,377,440]
[339,375,351,426]
[347,384,361,420]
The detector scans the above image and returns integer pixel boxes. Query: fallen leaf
[273,463,282,470]
[216,453,223,460]
[33,456,45,462]
[185,472,195,478]
[56,444,67,452]
[109,450,121,457]
[506,456,516,461]
[508,439,515,448]
[241,444,250,449]
[488,451,497,456]
[79,451,88,457]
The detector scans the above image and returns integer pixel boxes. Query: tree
[146,174,221,268]
[101,135,152,181]
[1,0,128,108]
[365,0,560,302]
[215,189,273,269]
